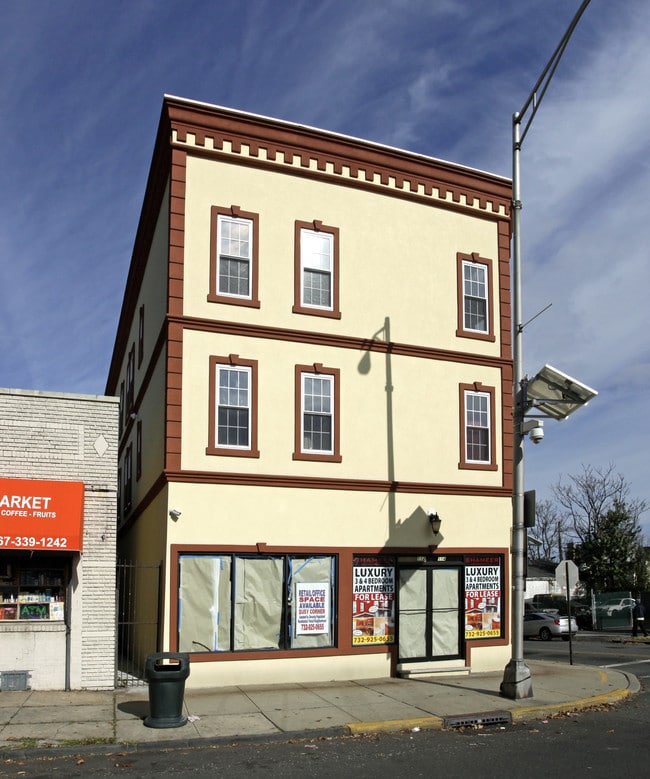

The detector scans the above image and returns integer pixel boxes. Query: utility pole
[500,0,592,700]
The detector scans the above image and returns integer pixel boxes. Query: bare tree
[553,464,647,544]
[552,465,648,593]
[529,499,570,563]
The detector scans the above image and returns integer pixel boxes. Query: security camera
[528,424,544,444]
[169,509,181,520]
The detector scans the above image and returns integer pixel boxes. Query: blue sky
[1,0,649,535]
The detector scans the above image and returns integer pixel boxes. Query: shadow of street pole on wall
[358,317,396,533]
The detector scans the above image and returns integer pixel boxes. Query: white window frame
[462,260,489,334]
[464,389,491,464]
[216,364,252,450]
[301,372,334,455]
[300,228,334,311]
[217,214,253,300]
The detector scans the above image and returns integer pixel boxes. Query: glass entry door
[398,564,462,662]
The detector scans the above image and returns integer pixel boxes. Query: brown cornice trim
[178,141,509,226]
[163,468,511,497]
[168,314,511,371]
[498,219,512,361]
[107,108,173,393]
[168,148,186,318]
[165,98,511,217]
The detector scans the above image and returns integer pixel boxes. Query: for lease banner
[0,478,85,552]
[352,556,395,645]
[464,555,502,639]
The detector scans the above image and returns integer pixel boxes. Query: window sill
[293,452,342,463]
[207,294,260,308]
[206,447,260,458]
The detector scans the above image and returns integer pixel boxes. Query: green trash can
[144,652,190,728]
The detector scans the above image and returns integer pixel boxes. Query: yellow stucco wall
[156,483,512,683]
[164,483,509,550]
[182,156,502,358]
[180,329,504,485]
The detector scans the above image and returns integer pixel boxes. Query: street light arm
[518,0,592,147]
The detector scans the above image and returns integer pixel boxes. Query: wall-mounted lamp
[169,509,181,521]
[427,509,442,535]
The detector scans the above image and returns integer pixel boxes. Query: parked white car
[597,597,635,617]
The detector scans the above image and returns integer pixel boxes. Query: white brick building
[0,388,119,690]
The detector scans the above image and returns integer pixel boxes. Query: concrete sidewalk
[0,660,639,755]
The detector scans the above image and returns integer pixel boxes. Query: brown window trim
[119,381,125,437]
[208,205,261,308]
[138,304,145,368]
[126,343,136,415]
[292,220,341,319]
[458,382,498,471]
[206,354,260,458]
[293,363,342,463]
[456,252,496,342]
[124,444,133,512]
[136,420,142,481]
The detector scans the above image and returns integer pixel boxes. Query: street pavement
[0,657,640,757]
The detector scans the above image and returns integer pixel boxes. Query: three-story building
[106,95,513,687]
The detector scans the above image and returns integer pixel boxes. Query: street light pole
[500,0,592,700]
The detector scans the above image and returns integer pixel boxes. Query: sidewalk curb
[510,686,636,724]
[346,671,640,734]
[346,715,444,734]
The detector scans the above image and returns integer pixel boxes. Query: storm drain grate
[443,710,511,729]
[1,671,31,692]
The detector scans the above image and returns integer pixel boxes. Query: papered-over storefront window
[178,554,336,653]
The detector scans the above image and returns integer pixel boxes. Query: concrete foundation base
[500,658,533,699]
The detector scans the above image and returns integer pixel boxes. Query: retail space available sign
[295,582,330,635]
[0,478,84,551]
[464,555,503,639]
[352,555,396,645]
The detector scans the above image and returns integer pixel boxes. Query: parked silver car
[523,611,578,641]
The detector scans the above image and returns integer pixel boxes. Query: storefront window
[178,553,336,653]
[0,557,69,622]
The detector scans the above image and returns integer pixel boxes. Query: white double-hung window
[302,372,334,454]
[207,355,259,457]
[462,260,488,334]
[217,365,251,449]
[217,215,253,299]
[459,383,496,471]
[294,364,341,462]
[293,221,340,318]
[209,206,260,307]
[456,252,495,342]
[300,228,333,310]
[464,389,490,463]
